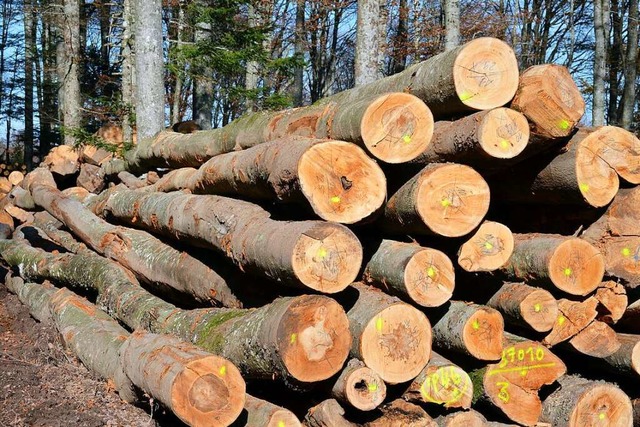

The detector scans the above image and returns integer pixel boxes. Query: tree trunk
[57,0,82,145]
[76,163,105,193]
[540,375,633,426]
[567,320,621,358]
[457,221,514,272]
[601,333,640,377]
[170,1,185,125]
[499,234,604,296]
[97,188,363,293]
[121,0,135,143]
[344,283,432,384]
[487,282,558,333]
[242,395,302,427]
[245,4,260,113]
[382,163,490,237]
[543,297,599,346]
[354,0,381,86]
[621,0,638,129]
[366,399,437,427]
[134,0,164,139]
[363,239,455,308]
[330,358,386,411]
[305,399,357,427]
[292,0,305,106]
[577,126,640,185]
[593,0,607,126]
[403,352,473,410]
[431,301,504,361]
[5,275,56,323]
[443,0,460,50]
[23,0,34,170]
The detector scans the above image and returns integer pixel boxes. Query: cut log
[242,395,301,427]
[43,145,80,176]
[457,221,514,272]
[434,410,487,427]
[489,128,620,207]
[32,212,89,254]
[383,163,490,237]
[97,188,363,293]
[8,170,23,186]
[4,203,34,224]
[0,177,11,193]
[345,283,432,384]
[540,375,633,427]
[76,163,105,193]
[5,275,54,322]
[600,333,640,377]
[61,186,92,202]
[567,320,621,357]
[500,234,604,296]
[543,297,599,346]
[0,239,352,385]
[594,281,627,324]
[117,171,148,189]
[170,137,387,224]
[486,282,558,333]
[580,125,640,184]
[403,351,473,409]
[7,186,35,209]
[510,64,585,139]
[304,399,357,427]
[144,167,196,192]
[633,398,640,426]
[120,330,246,427]
[330,358,386,411]
[363,240,455,308]
[618,299,640,332]
[80,144,113,166]
[365,399,437,427]
[431,301,504,361]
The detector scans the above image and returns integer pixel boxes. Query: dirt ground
[0,282,178,427]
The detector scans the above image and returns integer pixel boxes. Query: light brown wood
[76,163,105,193]
[7,171,23,186]
[330,358,386,411]
[582,125,640,184]
[243,395,302,427]
[568,320,621,357]
[43,145,80,176]
[594,281,628,324]
[4,204,33,224]
[80,144,113,166]
[0,177,11,193]
[366,399,437,427]
[487,283,558,333]
[618,299,640,332]
[458,221,514,272]
[434,410,487,427]
[304,399,356,427]
[543,297,599,346]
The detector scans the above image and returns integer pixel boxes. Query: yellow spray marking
[441,199,451,208]
[579,183,590,193]
[484,242,494,250]
[427,266,436,278]
[278,421,286,427]
[219,365,227,376]
[367,383,378,392]
[534,303,541,313]
[290,333,297,344]
[330,196,341,204]
[563,267,573,277]
[520,369,528,376]
[402,135,412,144]
[317,247,327,260]
[559,119,571,131]
[472,319,480,330]
[599,413,606,420]
[622,247,631,257]
[376,317,383,332]
[558,315,566,326]
[500,139,510,149]
[459,91,474,101]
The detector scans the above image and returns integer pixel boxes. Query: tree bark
[23,0,34,170]
[292,0,305,106]
[354,0,381,86]
[621,0,638,129]
[443,0,460,50]
[593,0,607,126]
[330,358,386,411]
[304,399,357,427]
[97,188,363,293]
[601,333,640,377]
[57,0,82,145]
[618,299,640,333]
[487,282,558,333]
[121,0,135,143]
[457,221,514,272]
[366,399,437,427]
[242,395,302,427]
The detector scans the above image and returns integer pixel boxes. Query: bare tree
[24,0,35,168]
[292,0,305,106]
[57,0,82,144]
[593,0,607,126]
[443,0,460,50]
[121,0,135,142]
[355,0,380,86]
[621,0,638,129]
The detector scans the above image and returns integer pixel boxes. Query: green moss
[468,367,487,404]
[194,309,247,353]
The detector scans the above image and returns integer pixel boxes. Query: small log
[365,399,437,427]
[345,283,432,384]
[540,375,633,427]
[32,212,89,254]
[117,171,148,189]
[242,395,301,427]
[510,64,585,139]
[434,410,487,427]
[43,145,80,176]
[457,221,514,272]
[431,301,504,361]
[487,282,558,333]
[543,297,599,346]
[145,170,160,184]
[383,163,490,237]
[62,186,93,202]
[363,239,455,308]
[618,299,640,332]
[305,399,357,427]
[500,234,604,296]
[98,188,363,293]
[4,203,34,224]
[567,320,621,357]
[0,177,11,193]
[594,281,627,324]
[171,120,202,133]
[80,144,113,166]
[7,170,23,186]
[5,275,55,322]
[600,333,640,377]
[634,398,640,426]
[145,167,197,192]
[330,358,386,411]
[7,186,35,209]
[403,351,473,409]
[121,330,246,427]
[76,163,105,193]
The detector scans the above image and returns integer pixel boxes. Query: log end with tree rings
[547,238,605,296]
[170,355,246,427]
[291,222,362,293]
[280,295,351,383]
[360,93,434,164]
[519,288,558,333]
[404,247,455,307]
[575,139,620,207]
[297,140,386,224]
[416,164,491,237]
[511,64,586,139]
[462,306,504,361]
[452,38,519,111]
[337,363,387,411]
[582,125,640,185]
[477,108,529,159]
[458,221,514,272]
[359,303,432,384]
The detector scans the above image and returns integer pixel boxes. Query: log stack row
[1,36,640,426]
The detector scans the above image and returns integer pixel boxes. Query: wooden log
[167,137,387,224]
[567,320,621,357]
[486,282,558,333]
[510,64,585,139]
[383,163,490,237]
[633,398,640,426]
[121,330,246,427]
[304,399,357,427]
[543,297,599,346]
[0,239,352,385]
[594,280,628,324]
[489,128,620,207]
[0,177,11,193]
[499,234,604,296]
[242,395,301,427]
[4,203,34,224]
[76,163,105,193]
[457,221,514,272]
[7,185,35,209]
[403,351,473,409]
[431,301,504,361]
[599,333,640,377]
[618,299,640,332]
[345,283,432,384]
[117,171,148,189]
[330,358,386,411]
[363,240,455,308]
[62,186,93,202]
[580,125,640,184]
[366,399,437,427]
[7,170,23,186]
[540,375,633,427]
[80,144,113,166]
[43,145,80,176]
[434,410,487,427]
[144,167,197,192]
[171,120,202,133]
[97,188,363,293]
[5,275,55,322]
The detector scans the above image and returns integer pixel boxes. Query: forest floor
[0,282,176,427]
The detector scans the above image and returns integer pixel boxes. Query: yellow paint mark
[484,242,494,250]
[599,413,606,420]
[579,183,590,193]
[520,370,528,376]
[317,247,327,260]
[500,139,510,149]
[559,119,571,131]
[622,247,631,257]
[472,319,480,330]
[330,196,341,204]
[290,333,297,344]
[278,421,286,427]
[558,315,566,326]
[563,267,572,277]
[367,383,378,392]
[441,199,451,208]
[376,317,383,332]
[219,365,227,376]
[488,362,557,376]
[427,266,436,278]
[534,303,541,313]
[402,135,412,144]
[459,91,474,101]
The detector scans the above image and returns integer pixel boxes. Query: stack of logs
[1,36,640,426]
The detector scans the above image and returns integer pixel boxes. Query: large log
[540,375,633,427]
[499,234,604,296]
[344,283,432,384]
[457,221,514,272]
[96,188,362,293]
[330,358,386,411]
[152,138,387,224]
[43,145,80,176]
[486,282,558,333]
[0,239,352,385]
[434,410,488,427]
[363,239,455,308]
[382,163,490,237]
[581,125,640,184]
[4,275,55,322]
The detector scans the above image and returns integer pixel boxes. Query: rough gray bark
[121,0,135,143]
[23,0,34,169]
[621,0,638,129]
[593,0,607,126]
[245,4,260,112]
[57,0,82,145]
[134,0,165,139]
[292,0,305,106]
[443,0,460,50]
[193,12,213,129]
[170,2,185,125]
[355,0,381,86]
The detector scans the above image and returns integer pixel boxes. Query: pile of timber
[2,36,640,426]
